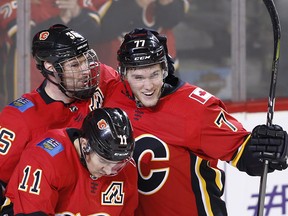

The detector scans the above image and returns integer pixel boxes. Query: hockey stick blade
[257,0,281,216]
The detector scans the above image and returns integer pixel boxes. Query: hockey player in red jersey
[0,24,119,213]
[0,0,101,108]
[103,28,288,215]
[5,107,138,215]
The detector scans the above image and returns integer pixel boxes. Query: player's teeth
[144,92,153,96]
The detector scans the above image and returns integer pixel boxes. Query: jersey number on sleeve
[18,165,42,195]
[214,110,237,132]
[0,127,15,155]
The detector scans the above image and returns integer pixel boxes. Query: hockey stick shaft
[257,0,281,215]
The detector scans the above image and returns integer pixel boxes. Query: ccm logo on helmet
[114,152,129,156]
[134,56,151,61]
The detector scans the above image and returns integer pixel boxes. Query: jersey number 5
[0,127,15,155]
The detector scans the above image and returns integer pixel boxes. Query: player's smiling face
[126,64,164,107]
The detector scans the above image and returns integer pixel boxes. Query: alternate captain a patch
[189,87,212,104]
[9,97,34,112]
[102,182,124,205]
[37,138,64,157]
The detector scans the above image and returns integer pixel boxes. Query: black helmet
[32,24,89,69]
[81,108,135,162]
[32,24,100,100]
[117,28,169,78]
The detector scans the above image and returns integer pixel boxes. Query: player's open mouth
[143,91,154,96]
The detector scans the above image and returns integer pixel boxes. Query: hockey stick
[257,0,281,215]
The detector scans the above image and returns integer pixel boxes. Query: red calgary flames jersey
[6,128,138,215]
[0,64,118,185]
[103,80,250,215]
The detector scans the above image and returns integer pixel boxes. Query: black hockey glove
[249,124,288,171]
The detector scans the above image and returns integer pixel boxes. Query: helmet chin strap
[134,83,166,108]
[135,98,143,108]
[47,76,77,101]
[47,67,96,101]
[121,79,135,101]
[121,79,165,108]
[78,138,99,180]
[42,67,59,86]
[58,86,77,101]
[120,79,143,107]
[42,66,75,101]
[79,138,88,169]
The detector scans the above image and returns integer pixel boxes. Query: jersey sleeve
[98,63,120,98]
[0,106,31,184]
[5,146,58,215]
[200,101,249,161]
[185,90,250,161]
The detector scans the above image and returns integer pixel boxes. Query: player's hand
[249,124,288,171]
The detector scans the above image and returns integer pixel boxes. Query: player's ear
[80,138,91,155]
[43,61,54,71]
[82,144,92,155]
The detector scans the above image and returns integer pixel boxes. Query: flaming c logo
[39,31,49,40]
[97,119,108,130]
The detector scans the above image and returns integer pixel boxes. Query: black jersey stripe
[190,152,227,216]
